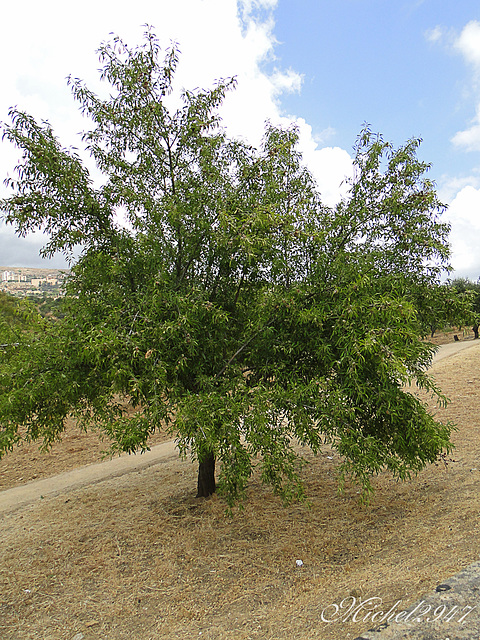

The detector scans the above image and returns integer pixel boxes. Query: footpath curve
[431,337,479,364]
[0,439,179,516]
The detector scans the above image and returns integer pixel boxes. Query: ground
[0,330,479,640]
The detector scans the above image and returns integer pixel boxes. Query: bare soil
[1,336,480,640]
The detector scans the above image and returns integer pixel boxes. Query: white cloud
[240,0,278,18]
[438,172,480,203]
[313,126,336,145]
[428,18,480,279]
[454,20,480,69]
[452,122,480,151]
[446,186,480,278]
[293,118,352,206]
[270,68,304,95]
[451,21,480,152]
[425,25,445,44]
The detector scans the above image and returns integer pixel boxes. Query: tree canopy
[0,30,455,507]
[409,282,472,338]
[451,278,480,339]
[0,291,42,344]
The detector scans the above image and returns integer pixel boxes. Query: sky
[1,0,480,279]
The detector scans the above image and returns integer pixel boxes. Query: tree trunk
[196,451,216,498]
[473,324,479,340]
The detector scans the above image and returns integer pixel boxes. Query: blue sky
[1,0,480,278]
[271,1,480,179]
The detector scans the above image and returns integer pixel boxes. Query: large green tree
[0,31,454,506]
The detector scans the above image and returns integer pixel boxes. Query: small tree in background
[0,30,455,507]
[0,291,42,344]
[451,278,480,339]
[410,282,472,338]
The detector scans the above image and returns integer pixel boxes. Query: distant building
[31,278,46,287]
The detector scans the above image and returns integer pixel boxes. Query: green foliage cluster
[0,291,42,345]
[0,30,455,506]
[410,282,472,338]
[29,294,66,320]
[451,278,480,338]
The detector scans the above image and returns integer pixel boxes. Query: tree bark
[196,451,216,498]
[473,324,479,339]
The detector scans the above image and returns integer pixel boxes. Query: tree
[0,291,22,344]
[410,282,472,338]
[0,291,41,344]
[451,278,480,339]
[0,30,455,507]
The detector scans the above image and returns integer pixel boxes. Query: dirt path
[431,336,479,363]
[0,440,179,515]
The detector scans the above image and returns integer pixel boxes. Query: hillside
[0,341,479,639]
[0,265,69,297]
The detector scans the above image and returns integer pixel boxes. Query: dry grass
[1,339,480,639]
